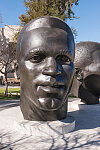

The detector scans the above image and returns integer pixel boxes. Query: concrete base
[14,116,75,137]
[69,99,100,111]
[0,106,75,137]
[1,99,100,149]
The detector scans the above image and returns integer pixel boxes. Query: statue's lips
[39,85,59,92]
[37,86,60,98]
[37,82,66,98]
[38,82,66,87]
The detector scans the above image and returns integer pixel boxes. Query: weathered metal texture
[75,41,100,104]
[16,16,75,121]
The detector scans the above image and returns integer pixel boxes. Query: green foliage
[19,0,79,25]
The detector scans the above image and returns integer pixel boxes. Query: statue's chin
[21,91,66,111]
[36,97,63,111]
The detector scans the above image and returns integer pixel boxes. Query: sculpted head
[16,16,75,121]
[75,41,100,104]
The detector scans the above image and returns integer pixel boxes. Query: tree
[19,0,79,25]
[0,30,17,96]
[71,26,78,40]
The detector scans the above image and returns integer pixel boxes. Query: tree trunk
[4,73,8,96]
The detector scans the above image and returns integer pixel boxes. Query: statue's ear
[75,68,84,82]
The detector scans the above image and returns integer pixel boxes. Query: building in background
[0,25,20,85]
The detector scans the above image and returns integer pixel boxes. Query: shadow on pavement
[0,99,20,111]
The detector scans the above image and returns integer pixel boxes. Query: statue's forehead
[17,16,75,62]
[20,28,74,60]
[22,28,68,41]
[25,17,68,32]
[21,28,69,53]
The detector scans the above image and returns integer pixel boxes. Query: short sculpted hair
[75,41,100,68]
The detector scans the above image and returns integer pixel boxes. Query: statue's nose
[42,57,61,77]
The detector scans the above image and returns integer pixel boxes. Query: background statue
[16,16,75,121]
[74,41,100,104]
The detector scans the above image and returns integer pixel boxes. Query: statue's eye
[56,55,71,64]
[29,54,46,63]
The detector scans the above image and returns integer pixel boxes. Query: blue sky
[0,0,25,26]
[0,0,100,43]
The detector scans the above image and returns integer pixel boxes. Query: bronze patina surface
[16,16,75,121]
[75,41,100,104]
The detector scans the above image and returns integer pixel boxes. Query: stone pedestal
[14,116,75,137]
[1,100,100,149]
[0,106,75,137]
[69,99,100,111]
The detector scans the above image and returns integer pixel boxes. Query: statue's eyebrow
[29,48,46,54]
[25,48,46,59]
[55,49,74,61]
[25,48,74,61]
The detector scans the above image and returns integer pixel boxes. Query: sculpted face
[19,28,74,110]
[17,16,75,120]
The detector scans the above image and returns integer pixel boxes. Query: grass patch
[68,95,77,98]
[0,88,20,100]
[0,95,20,100]
[0,88,20,94]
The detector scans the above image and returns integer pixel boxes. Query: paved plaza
[0,98,100,149]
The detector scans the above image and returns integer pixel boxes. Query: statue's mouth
[36,82,66,99]
[38,81,66,88]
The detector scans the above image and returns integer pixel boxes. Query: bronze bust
[16,16,75,121]
[75,41,100,104]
